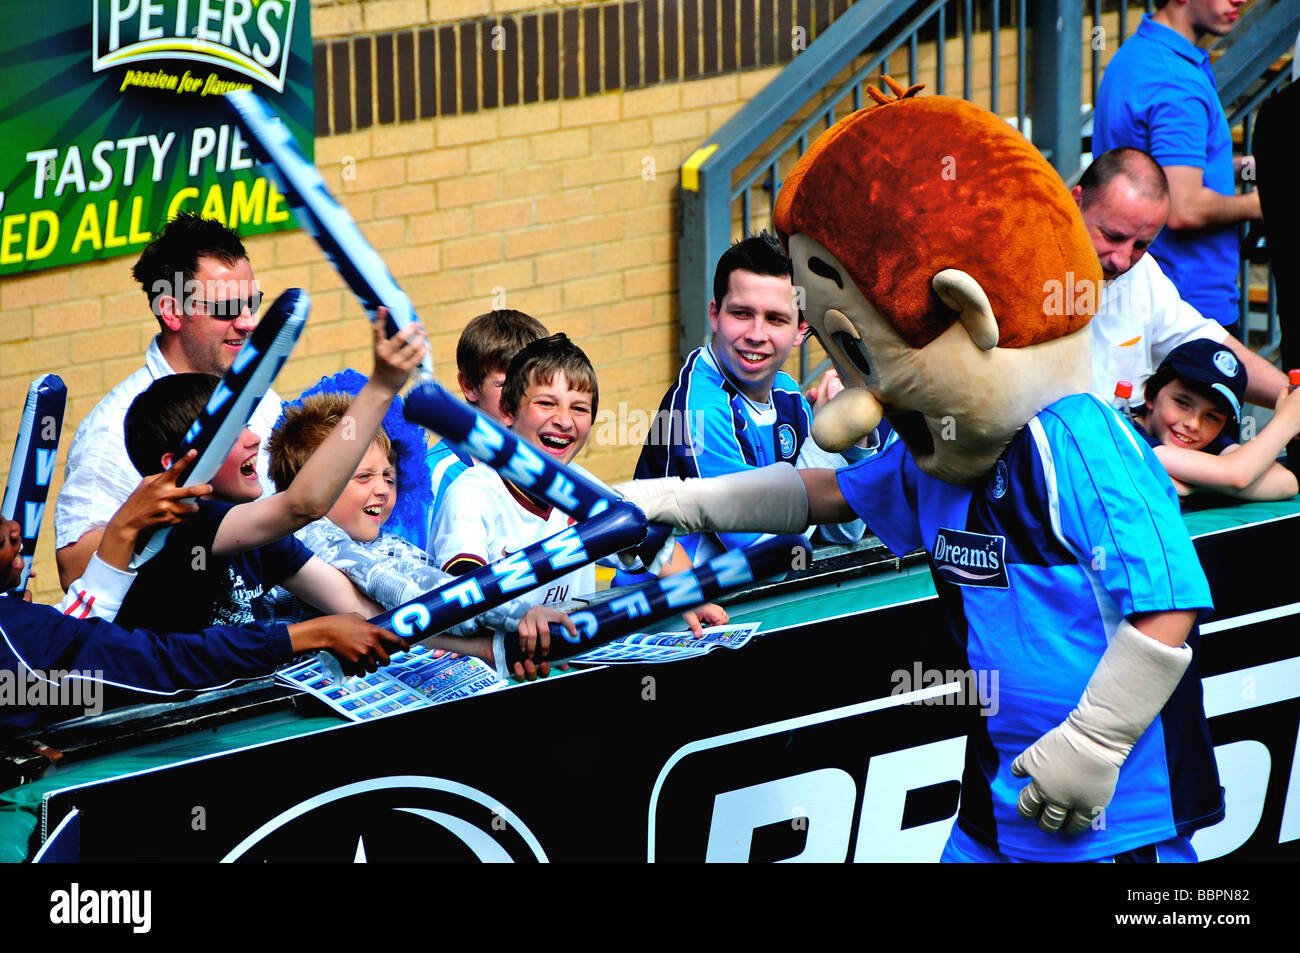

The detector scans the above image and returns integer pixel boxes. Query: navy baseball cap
[1148,339,1247,440]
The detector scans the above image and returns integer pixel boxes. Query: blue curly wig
[279,370,433,549]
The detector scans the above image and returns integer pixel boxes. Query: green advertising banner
[0,0,313,276]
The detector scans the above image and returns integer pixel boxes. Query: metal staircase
[677,0,1299,383]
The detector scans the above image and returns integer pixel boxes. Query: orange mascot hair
[773,83,1099,349]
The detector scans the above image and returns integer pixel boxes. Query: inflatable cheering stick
[501,533,814,671]
[369,501,648,642]
[403,381,673,568]
[225,89,430,381]
[1,375,67,593]
[131,288,310,567]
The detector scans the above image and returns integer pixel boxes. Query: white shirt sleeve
[429,474,495,571]
[58,553,137,621]
[1141,257,1229,367]
[1092,256,1228,406]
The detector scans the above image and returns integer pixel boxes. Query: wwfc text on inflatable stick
[498,533,813,672]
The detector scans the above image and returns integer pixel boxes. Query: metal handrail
[1233,64,1292,358]
[729,0,952,210]
[677,0,1294,387]
[678,0,1044,376]
[1216,0,1300,109]
[676,0,927,367]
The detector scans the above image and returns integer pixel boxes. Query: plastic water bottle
[1112,380,1134,421]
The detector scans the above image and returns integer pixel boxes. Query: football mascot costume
[619,81,1224,862]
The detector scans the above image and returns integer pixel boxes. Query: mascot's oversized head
[774,80,1099,484]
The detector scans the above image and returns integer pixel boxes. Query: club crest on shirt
[932,528,1008,589]
[989,459,1009,500]
[777,424,797,459]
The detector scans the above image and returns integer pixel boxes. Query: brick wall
[2,0,1143,606]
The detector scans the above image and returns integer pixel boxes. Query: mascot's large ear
[932,269,999,351]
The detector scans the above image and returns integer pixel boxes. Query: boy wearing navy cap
[1133,339,1300,500]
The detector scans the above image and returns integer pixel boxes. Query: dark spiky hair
[711,231,793,307]
[124,373,220,476]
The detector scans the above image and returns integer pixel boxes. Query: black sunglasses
[189,290,264,319]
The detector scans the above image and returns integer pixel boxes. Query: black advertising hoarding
[33,511,1300,863]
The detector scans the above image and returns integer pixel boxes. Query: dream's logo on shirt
[932,528,1008,589]
[989,460,1009,500]
[777,424,797,459]
[1213,349,1239,377]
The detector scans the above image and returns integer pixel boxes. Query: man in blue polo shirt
[1093,0,1261,327]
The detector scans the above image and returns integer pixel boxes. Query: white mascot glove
[1011,619,1192,834]
[612,533,678,576]
[612,463,810,536]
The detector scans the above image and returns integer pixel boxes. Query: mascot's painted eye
[833,331,872,379]
[807,257,843,288]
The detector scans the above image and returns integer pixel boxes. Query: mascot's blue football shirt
[837,393,1224,860]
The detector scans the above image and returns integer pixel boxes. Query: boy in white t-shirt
[431,334,727,646]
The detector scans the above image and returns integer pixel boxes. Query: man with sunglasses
[55,213,285,589]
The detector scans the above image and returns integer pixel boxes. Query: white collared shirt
[54,335,282,548]
[1090,254,1228,410]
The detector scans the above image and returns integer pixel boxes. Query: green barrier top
[1181,493,1300,538]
